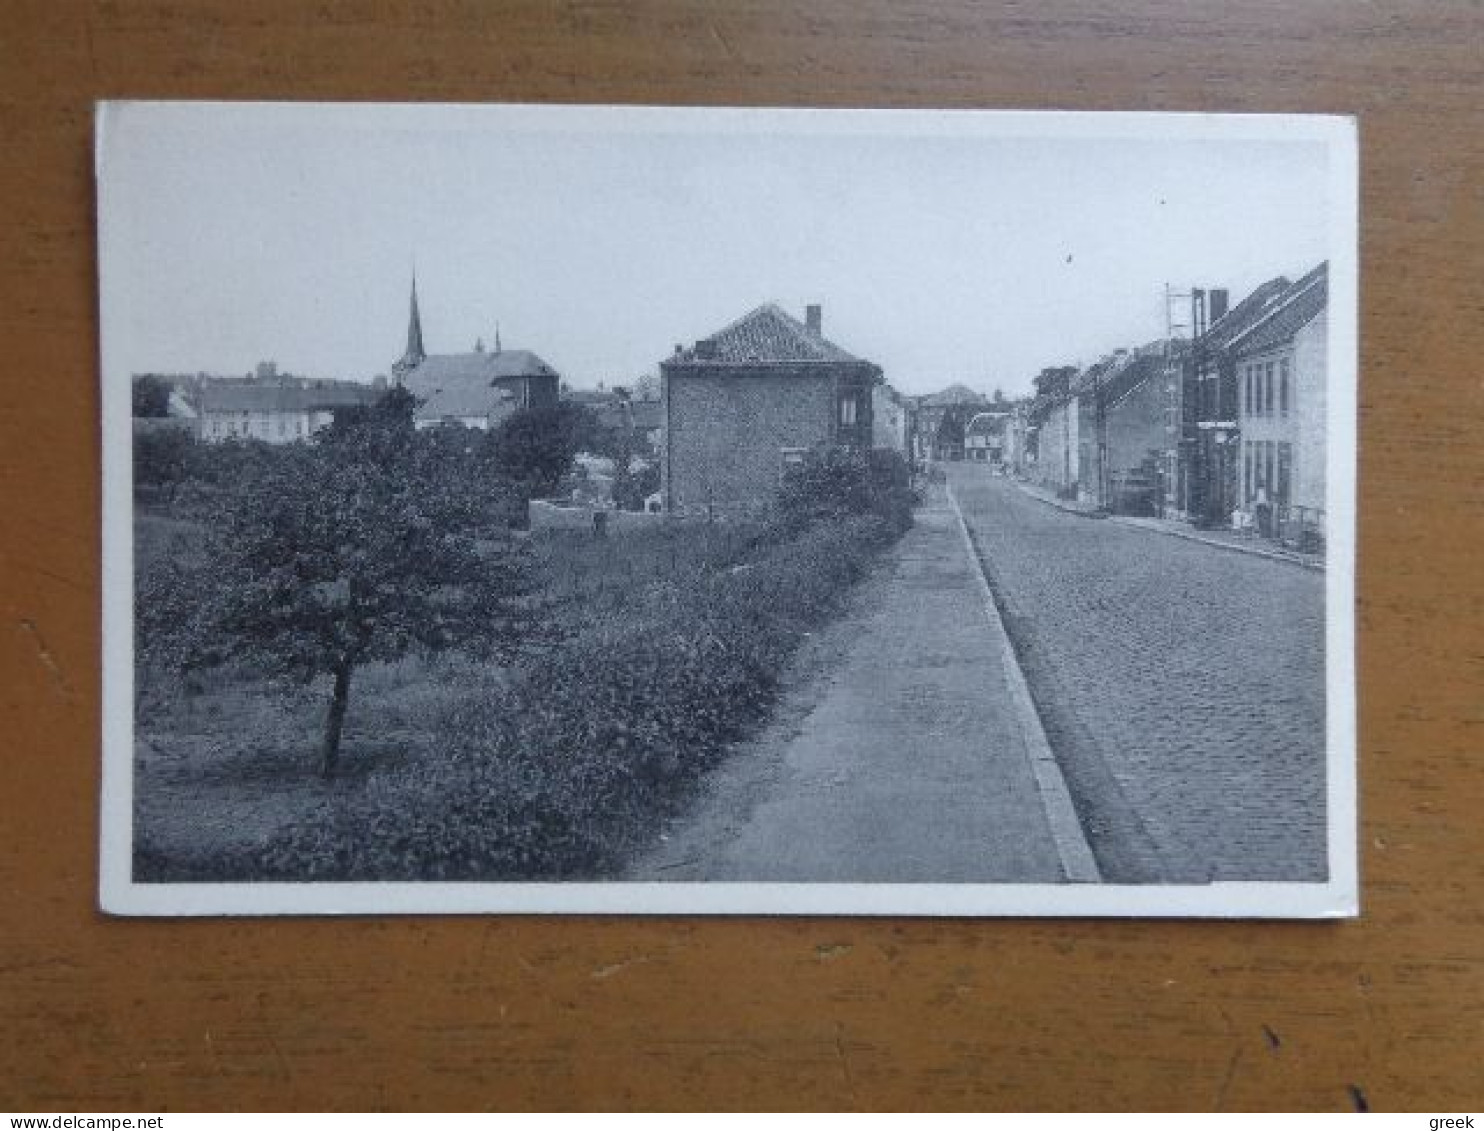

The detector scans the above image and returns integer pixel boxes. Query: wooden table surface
[2,0,1481,1112]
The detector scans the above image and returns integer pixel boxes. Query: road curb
[1005,476,1325,571]
[946,484,1101,884]
[1107,516,1326,572]
[1003,477,1106,519]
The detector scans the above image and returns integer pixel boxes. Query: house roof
[665,303,871,367]
[1205,276,1294,353]
[403,349,560,421]
[918,384,990,407]
[197,380,379,414]
[1227,262,1327,357]
[965,411,1009,437]
[1100,352,1163,409]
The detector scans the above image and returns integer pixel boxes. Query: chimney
[1209,288,1229,323]
[694,338,719,360]
[805,304,822,335]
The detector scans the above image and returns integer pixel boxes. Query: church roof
[664,303,872,368]
[403,350,560,421]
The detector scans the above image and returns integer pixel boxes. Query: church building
[392,277,561,430]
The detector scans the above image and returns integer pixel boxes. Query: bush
[776,446,916,536]
[257,515,894,880]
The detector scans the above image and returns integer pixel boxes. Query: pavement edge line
[945,484,1102,884]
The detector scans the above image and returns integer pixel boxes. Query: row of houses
[138,266,1324,538]
[1006,263,1328,546]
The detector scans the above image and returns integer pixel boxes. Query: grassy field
[132,519,770,879]
[132,441,915,881]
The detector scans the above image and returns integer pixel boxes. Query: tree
[208,390,535,776]
[487,401,597,496]
[132,375,172,418]
[133,425,196,506]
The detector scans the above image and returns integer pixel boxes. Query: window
[1244,441,1254,502]
[839,395,857,427]
[1264,362,1275,418]
[1279,358,1291,415]
[1244,365,1253,416]
[1277,442,1293,506]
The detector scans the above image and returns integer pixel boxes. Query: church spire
[405,272,426,364]
[393,271,426,384]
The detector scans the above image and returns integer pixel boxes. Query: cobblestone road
[950,465,1327,882]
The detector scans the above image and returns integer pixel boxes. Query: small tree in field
[487,401,597,497]
[209,388,535,776]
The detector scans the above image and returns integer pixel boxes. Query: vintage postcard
[97,103,1357,916]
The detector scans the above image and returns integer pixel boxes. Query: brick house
[659,302,881,517]
[1228,262,1328,543]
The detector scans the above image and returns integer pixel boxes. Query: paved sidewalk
[1109,515,1326,571]
[628,491,1079,884]
[1005,475,1324,570]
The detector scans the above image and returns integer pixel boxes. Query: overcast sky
[100,104,1335,397]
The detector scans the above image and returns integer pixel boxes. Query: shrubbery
[776,446,916,536]
[141,425,918,881]
[257,514,897,880]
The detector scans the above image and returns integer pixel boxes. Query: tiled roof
[1227,263,1327,357]
[403,350,560,421]
[198,380,379,414]
[1101,352,1163,409]
[1205,276,1294,353]
[666,303,869,366]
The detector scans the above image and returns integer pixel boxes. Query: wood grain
[1,0,1481,1112]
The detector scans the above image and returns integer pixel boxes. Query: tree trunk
[320,662,353,779]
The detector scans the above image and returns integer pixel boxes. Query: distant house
[659,302,881,518]
[566,387,666,457]
[1228,262,1328,542]
[911,385,991,461]
[871,383,911,454]
[964,408,1011,464]
[391,277,560,429]
[195,376,380,443]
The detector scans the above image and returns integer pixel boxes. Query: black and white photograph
[98,103,1357,916]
